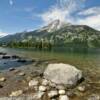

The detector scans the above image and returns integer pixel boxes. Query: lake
[0,47,100,72]
[0,47,100,98]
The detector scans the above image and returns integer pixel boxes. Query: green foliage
[1,25,100,49]
[6,38,53,50]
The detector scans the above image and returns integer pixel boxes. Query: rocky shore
[0,52,99,100]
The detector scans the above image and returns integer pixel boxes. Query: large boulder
[44,63,82,87]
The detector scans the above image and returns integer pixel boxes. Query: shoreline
[0,52,99,100]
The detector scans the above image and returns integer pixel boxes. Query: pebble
[33,92,45,99]
[59,95,69,100]
[77,86,86,92]
[0,77,6,82]
[29,79,39,87]
[48,90,58,98]
[9,68,15,71]
[42,79,49,86]
[34,86,38,91]
[18,72,25,76]
[59,90,66,95]
[14,69,20,74]
[39,86,47,92]
[10,90,23,96]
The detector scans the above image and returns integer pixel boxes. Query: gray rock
[44,63,82,87]
[32,92,45,100]
[48,90,58,98]
[18,72,25,76]
[29,79,39,87]
[77,85,86,92]
[58,90,66,95]
[42,79,49,86]
[10,90,23,96]
[59,95,69,100]
[39,86,47,92]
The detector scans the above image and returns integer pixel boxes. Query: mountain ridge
[0,20,100,48]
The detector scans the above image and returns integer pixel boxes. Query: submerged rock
[12,55,20,59]
[0,52,6,55]
[44,63,83,87]
[17,59,27,63]
[9,68,15,71]
[2,55,11,59]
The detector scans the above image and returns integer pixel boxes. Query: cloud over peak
[40,6,69,25]
[0,30,8,37]
[40,0,86,24]
[39,0,100,31]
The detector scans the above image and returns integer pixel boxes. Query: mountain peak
[37,19,71,32]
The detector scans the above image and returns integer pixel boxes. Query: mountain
[37,19,71,32]
[0,19,100,47]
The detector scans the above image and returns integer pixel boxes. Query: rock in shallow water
[9,68,15,71]
[44,63,83,87]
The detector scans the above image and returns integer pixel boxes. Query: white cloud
[0,32,8,37]
[76,13,100,31]
[40,6,70,25]
[0,29,8,37]
[39,0,86,25]
[9,0,14,6]
[78,7,100,16]
[39,0,100,31]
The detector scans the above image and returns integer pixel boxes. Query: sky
[0,0,100,37]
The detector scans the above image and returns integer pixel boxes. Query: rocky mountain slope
[0,20,100,47]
